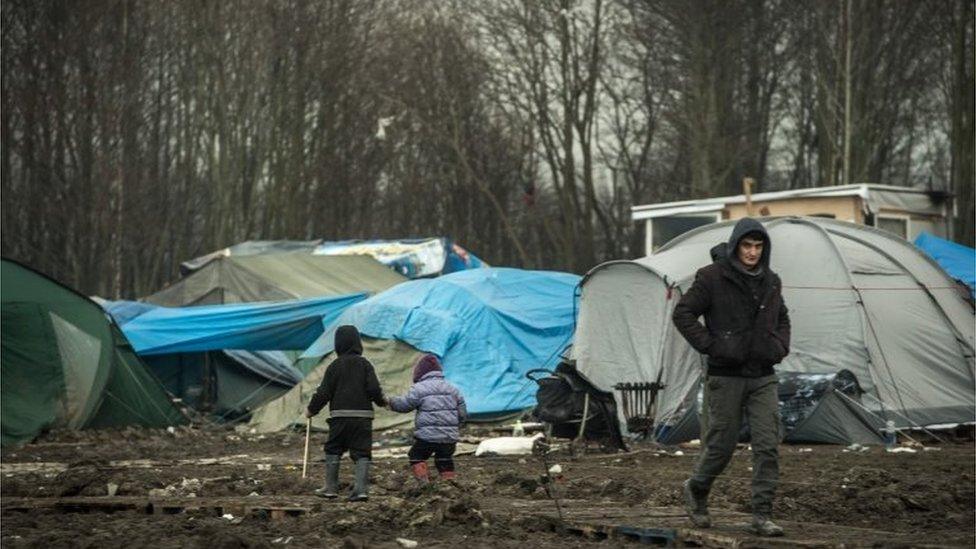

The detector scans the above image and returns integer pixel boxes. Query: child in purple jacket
[388,354,467,483]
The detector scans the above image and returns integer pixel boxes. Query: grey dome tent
[573,217,975,444]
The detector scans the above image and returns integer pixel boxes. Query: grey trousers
[690,374,780,516]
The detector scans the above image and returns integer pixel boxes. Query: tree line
[2,0,972,299]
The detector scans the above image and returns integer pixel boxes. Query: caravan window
[876,215,909,240]
[651,215,720,251]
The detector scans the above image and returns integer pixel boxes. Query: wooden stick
[302,417,311,479]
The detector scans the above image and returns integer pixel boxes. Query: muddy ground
[1,425,973,548]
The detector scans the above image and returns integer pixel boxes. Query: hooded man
[672,217,791,537]
[306,325,387,501]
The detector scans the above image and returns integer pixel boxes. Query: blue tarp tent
[914,232,975,295]
[116,293,366,355]
[302,268,580,415]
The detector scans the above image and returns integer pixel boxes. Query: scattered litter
[512,419,525,436]
[673,450,684,456]
[548,464,562,475]
[886,447,917,454]
[166,426,176,434]
[222,513,235,520]
[475,433,544,457]
[686,439,701,448]
[106,483,118,496]
[396,538,418,548]
[257,464,271,471]
[248,491,260,497]
[272,536,293,544]
[843,443,871,453]
[517,458,527,464]
[922,447,941,452]
[798,448,813,453]
[181,478,202,491]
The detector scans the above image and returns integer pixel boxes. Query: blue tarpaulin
[914,232,975,295]
[302,268,580,415]
[118,294,367,355]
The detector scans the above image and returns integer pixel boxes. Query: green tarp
[146,255,407,306]
[1,259,185,447]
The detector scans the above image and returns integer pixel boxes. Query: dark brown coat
[672,221,790,377]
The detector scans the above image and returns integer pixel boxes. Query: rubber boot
[348,458,370,502]
[314,454,340,499]
[412,462,430,485]
[439,470,456,481]
[683,479,711,528]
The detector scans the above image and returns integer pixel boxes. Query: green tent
[145,254,406,306]
[1,259,186,447]
[249,337,422,433]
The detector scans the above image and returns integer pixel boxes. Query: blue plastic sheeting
[120,294,367,355]
[223,350,304,386]
[302,268,581,415]
[314,238,486,278]
[914,232,975,295]
[102,300,158,325]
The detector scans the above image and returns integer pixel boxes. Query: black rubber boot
[348,458,370,502]
[314,454,340,499]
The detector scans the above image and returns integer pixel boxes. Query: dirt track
[2,426,973,548]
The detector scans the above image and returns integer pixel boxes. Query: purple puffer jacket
[389,371,467,443]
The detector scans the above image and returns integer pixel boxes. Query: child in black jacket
[306,325,386,501]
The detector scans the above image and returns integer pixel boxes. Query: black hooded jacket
[672,218,791,377]
[307,325,386,417]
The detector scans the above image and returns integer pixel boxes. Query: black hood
[709,217,771,269]
[335,325,363,355]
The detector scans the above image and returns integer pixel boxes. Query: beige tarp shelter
[248,338,422,433]
[574,217,975,444]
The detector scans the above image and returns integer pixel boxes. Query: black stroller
[526,360,627,452]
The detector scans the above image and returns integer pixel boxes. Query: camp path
[2,426,973,548]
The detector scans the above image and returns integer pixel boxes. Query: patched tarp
[301,268,581,416]
[120,294,366,355]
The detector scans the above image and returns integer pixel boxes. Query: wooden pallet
[2,496,317,521]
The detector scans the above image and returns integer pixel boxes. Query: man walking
[672,217,790,537]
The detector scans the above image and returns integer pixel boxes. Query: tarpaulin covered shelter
[133,255,407,417]
[249,268,580,432]
[574,217,975,444]
[178,238,487,279]
[117,294,366,355]
[1,259,185,446]
[249,338,423,433]
[148,254,405,307]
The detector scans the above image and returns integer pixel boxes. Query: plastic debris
[222,513,235,520]
[257,464,271,471]
[474,433,544,457]
[886,447,917,454]
[548,464,562,475]
[396,539,418,549]
[106,483,119,496]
